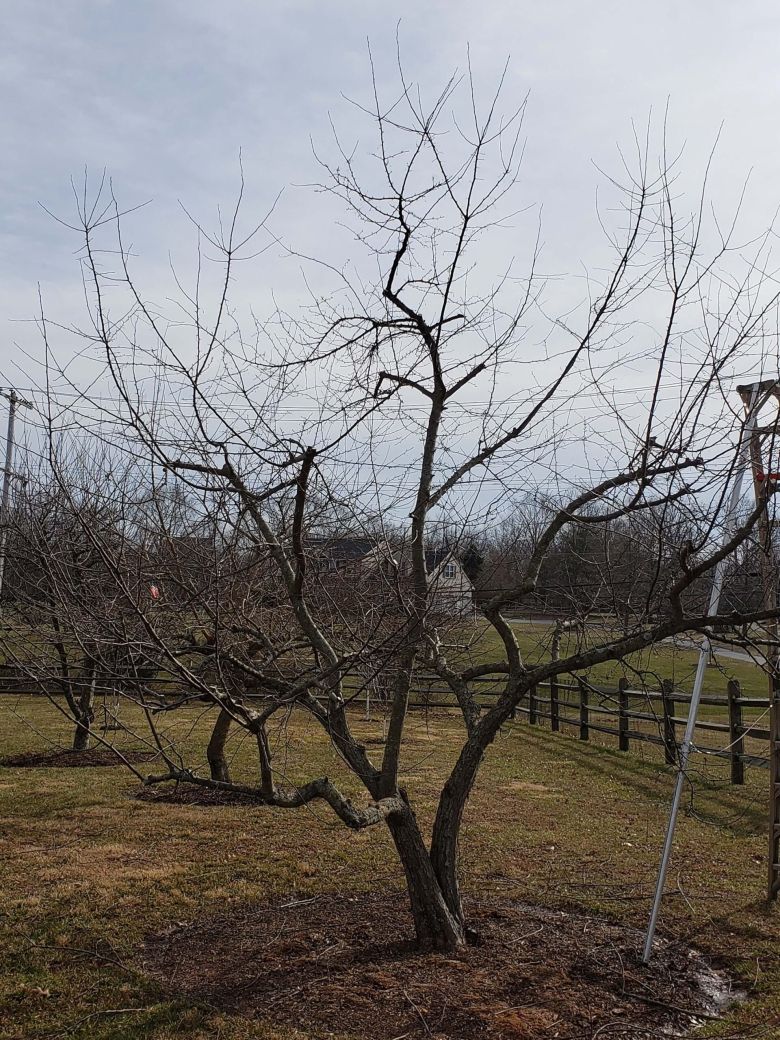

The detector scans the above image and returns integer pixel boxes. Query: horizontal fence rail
[336,673,771,784]
[0,666,770,784]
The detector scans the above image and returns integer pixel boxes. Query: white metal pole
[0,391,19,607]
[0,389,32,611]
[642,388,760,963]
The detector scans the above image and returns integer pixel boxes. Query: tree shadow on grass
[510,725,767,837]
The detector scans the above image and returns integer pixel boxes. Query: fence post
[579,680,589,741]
[727,678,745,785]
[661,679,676,765]
[529,683,537,725]
[550,679,560,732]
[618,677,630,752]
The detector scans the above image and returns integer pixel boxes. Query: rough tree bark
[71,661,97,752]
[207,708,233,783]
[387,803,465,949]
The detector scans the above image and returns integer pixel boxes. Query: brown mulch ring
[142,892,742,1039]
[1,748,160,768]
[135,785,264,807]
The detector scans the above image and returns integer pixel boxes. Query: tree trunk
[551,619,563,662]
[71,667,97,751]
[72,714,92,751]
[430,741,485,927]
[430,694,525,933]
[207,708,232,782]
[256,723,274,795]
[386,802,465,952]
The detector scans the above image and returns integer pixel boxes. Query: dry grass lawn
[1,694,780,1038]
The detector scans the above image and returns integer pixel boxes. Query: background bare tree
[1,460,134,752]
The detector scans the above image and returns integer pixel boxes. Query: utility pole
[0,388,32,608]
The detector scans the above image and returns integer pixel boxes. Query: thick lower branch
[144,769,403,830]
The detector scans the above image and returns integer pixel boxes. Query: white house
[424,548,475,616]
[309,537,475,616]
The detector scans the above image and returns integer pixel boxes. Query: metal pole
[0,389,31,608]
[642,387,761,963]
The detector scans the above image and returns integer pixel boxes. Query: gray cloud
[2,0,780,387]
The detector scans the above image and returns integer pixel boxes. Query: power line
[5,375,736,412]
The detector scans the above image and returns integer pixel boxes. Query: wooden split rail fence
[344,674,772,785]
[1,667,771,785]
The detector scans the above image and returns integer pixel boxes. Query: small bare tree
[1,464,130,751]
[25,63,780,951]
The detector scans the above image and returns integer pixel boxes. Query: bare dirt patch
[1,748,159,768]
[142,892,740,1039]
[135,785,264,807]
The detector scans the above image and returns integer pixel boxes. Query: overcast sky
[3,0,780,409]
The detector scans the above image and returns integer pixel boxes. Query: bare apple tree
[0,456,137,753]
[27,64,780,951]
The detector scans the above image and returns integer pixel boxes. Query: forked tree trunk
[207,708,232,782]
[386,803,465,951]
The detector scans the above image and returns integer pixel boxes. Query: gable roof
[309,536,382,561]
[308,538,470,584]
[424,547,454,574]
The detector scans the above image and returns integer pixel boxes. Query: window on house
[443,563,457,578]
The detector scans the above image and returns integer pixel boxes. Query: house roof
[309,537,464,578]
[309,536,380,561]
[424,547,454,574]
